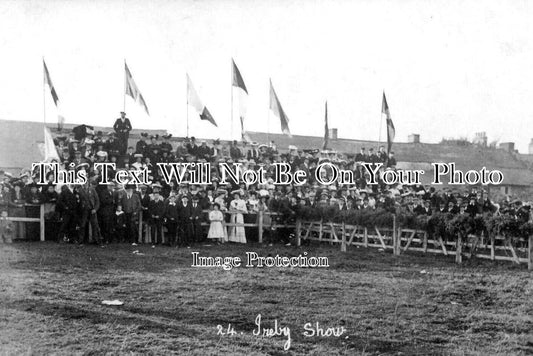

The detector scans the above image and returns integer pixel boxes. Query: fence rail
[137,210,295,244]
[295,217,533,270]
[1,204,45,241]
[3,206,532,270]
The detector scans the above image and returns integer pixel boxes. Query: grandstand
[1,119,533,197]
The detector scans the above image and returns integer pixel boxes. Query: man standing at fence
[178,195,192,246]
[97,183,115,244]
[120,184,141,244]
[56,184,79,243]
[77,180,102,245]
[113,111,132,155]
[190,195,204,243]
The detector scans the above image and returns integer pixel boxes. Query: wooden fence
[295,217,533,270]
[1,204,45,241]
[4,206,532,270]
[137,210,296,244]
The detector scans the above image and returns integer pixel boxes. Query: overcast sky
[0,0,532,151]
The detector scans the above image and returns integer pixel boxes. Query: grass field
[0,241,532,355]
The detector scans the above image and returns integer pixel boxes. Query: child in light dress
[207,203,227,243]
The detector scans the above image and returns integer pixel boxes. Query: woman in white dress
[228,192,247,243]
[207,203,227,243]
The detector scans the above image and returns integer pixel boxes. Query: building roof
[0,120,166,173]
[1,120,532,187]
[247,131,533,186]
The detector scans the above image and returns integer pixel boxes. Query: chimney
[408,134,420,143]
[529,139,533,154]
[499,142,515,152]
[328,128,338,140]
[473,132,487,147]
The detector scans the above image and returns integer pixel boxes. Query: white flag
[44,127,60,162]
[187,74,217,126]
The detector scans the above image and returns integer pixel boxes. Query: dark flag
[43,59,65,129]
[269,79,291,137]
[231,59,248,94]
[382,92,395,154]
[43,60,59,106]
[125,62,150,115]
[322,101,328,150]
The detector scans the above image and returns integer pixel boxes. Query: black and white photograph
[0,0,532,354]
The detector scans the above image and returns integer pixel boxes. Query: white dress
[207,210,227,241]
[228,199,247,243]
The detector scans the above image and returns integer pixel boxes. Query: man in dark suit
[120,184,141,244]
[387,151,397,168]
[97,184,115,244]
[177,196,192,246]
[56,184,79,242]
[197,141,211,159]
[164,195,180,246]
[186,137,199,156]
[355,147,367,163]
[190,195,204,243]
[378,146,388,163]
[77,180,102,245]
[247,142,260,161]
[148,184,166,245]
[105,133,122,157]
[230,140,242,160]
[368,148,379,164]
[136,132,149,155]
[113,111,132,155]
[160,134,173,154]
[465,197,480,217]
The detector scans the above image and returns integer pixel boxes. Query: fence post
[456,234,463,264]
[527,235,533,271]
[364,227,368,247]
[490,235,495,261]
[258,210,263,244]
[296,220,301,247]
[392,214,398,256]
[319,219,323,241]
[341,222,346,252]
[39,204,45,242]
[138,211,143,243]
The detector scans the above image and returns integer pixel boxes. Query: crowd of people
[1,113,531,245]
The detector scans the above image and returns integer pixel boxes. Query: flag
[232,59,248,94]
[43,60,65,129]
[322,101,328,150]
[44,126,60,162]
[187,74,217,127]
[231,59,248,140]
[240,116,251,142]
[43,60,59,106]
[382,92,395,154]
[125,62,150,115]
[269,79,291,137]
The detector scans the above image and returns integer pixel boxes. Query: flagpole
[378,90,384,149]
[42,57,46,126]
[230,59,234,141]
[123,59,126,113]
[186,74,190,137]
[267,80,270,145]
